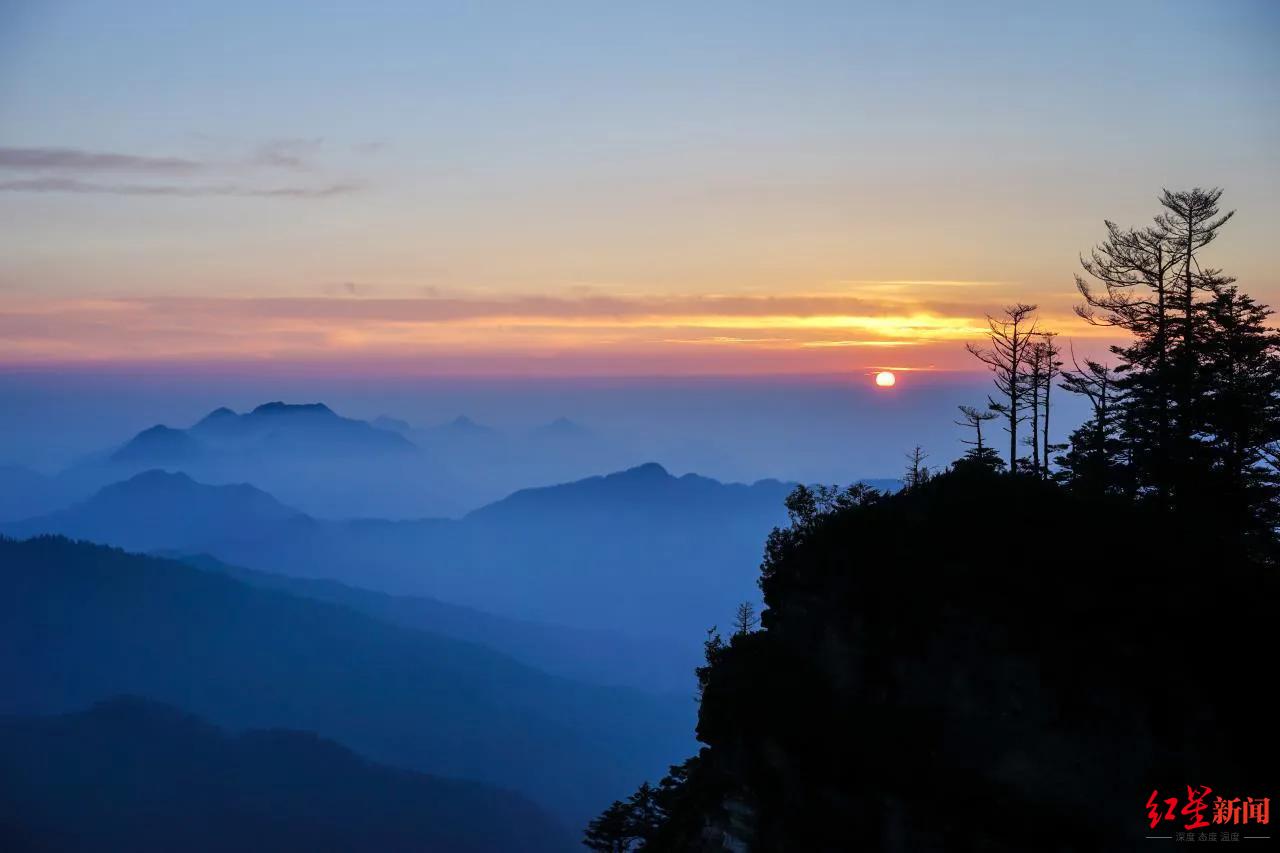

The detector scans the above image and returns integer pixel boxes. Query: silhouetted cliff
[608,466,1277,851]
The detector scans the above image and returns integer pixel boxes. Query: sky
[0,0,1277,379]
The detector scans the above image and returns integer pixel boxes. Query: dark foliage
[599,468,1276,851]
[1064,188,1280,553]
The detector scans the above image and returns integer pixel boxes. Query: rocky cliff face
[669,469,1276,852]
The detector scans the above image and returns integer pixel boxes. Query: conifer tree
[1073,188,1237,509]
[1195,286,1280,540]
[625,782,663,846]
[1025,350,1042,475]
[1057,352,1124,494]
[903,446,930,490]
[696,627,725,699]
[1075,217,1179,499]
[955,405,1002,471]
[966,304,1039,470]
[583,800,635,852]
[1033,333,1063,475]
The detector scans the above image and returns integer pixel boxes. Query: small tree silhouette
[903,446,931,490]
[955,406,1002,471]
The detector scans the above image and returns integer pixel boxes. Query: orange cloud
[0,290,1119,376]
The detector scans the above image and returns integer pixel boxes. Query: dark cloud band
[0,147,200,172]
[0,177,356,198]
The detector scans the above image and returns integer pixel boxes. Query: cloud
[0,146,200,172]
[25,294,1008,350]
[0,291,1116,374]
[0,142,358,198]
[801,340,920,348]
[832,279,1007,289]
[126,293,903,324]
[251,138,323,170]
[0,177,357,198]
[321,281,374,296]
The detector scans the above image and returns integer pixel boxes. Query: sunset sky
[1,1,1277,377]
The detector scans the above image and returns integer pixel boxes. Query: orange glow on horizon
[0,291,1124,377]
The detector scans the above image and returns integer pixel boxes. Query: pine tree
[625,782,663,846]
[1075,217,1179,502]
[966,304,1038,471]
[696,627,725,699]
[583,800,635,852]
[1072,188,1237,509]
[1195,287,1280,541]
[1056,353,1124,495]
[903,446,930,490]
[1159,188,1236,506]
[1034,333,1063,475]
[954,405,1002,471]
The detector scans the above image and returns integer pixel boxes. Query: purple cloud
[0,177,357,198]
[0,146,200,172]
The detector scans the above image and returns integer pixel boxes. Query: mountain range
[9,470,309,553]
[1,400,900,522]
[0,536,692,826]
[180,553,693,693]
[32,402,649,519]
[111,402,415,459]
[0,697,568,853]
[73,402,456,519]
[4,463,797,648]
[0,398,905,848]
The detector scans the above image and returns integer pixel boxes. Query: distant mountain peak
[250,401,335,417]
[120,468,196,487]
[192,406,238,431]
[112,401,414,466]
[1,469,310,551]
[86,694,213,730]
[96,470,298,510]
[613,461,671,480]
[429,415,495,437]
[533,416,589,436]
[137,424,181,438]
[372,415,412,434]
[110,424,202,464]
[464,460,794,525]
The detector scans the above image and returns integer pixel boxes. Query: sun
[874,371,897,388]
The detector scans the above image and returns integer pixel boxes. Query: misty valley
[1,401,830,848]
